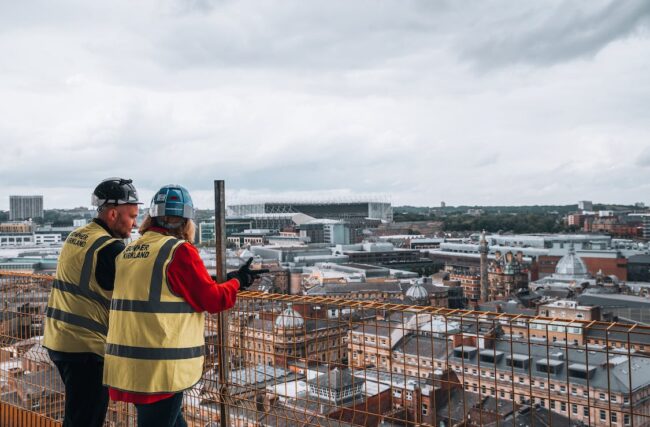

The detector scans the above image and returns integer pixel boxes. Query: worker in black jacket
[43,177,141,427]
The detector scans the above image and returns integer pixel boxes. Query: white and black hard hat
[91,177,141,208]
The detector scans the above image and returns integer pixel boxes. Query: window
[599,393,606,401]
[454,348,475,360]
[571,387,577,395]
[500,390,505,398]
[481,385,487,394]
[506,355,530,370]
[537,360,564,375]
[550,384,555,390]
[560,402,566,412]
[519,377,524,384]
[560,386,566,393]
[600,410,606,422]
[422,404,428,415]
[624,414,631,425]
[584,407,589,417]
[499,373,505,380]
[539,382,545,389]
[624,396,629,404]
[550,400,556,409]
[611,395,617,403]
[572,404,578,415]
[611,412,617,423]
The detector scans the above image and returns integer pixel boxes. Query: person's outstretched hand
[226,257,269,290]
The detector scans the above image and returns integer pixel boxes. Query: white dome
[554,247,590,279]
[275,306,304,329]
[406,282,429,301]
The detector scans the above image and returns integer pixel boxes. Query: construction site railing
[2,271,650,426]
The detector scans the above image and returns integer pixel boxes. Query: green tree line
[443,213,565,233]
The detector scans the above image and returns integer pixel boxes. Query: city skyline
[0,192,646,213]
[1,1,649,209]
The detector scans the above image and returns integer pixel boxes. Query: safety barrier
[2,271,650,426]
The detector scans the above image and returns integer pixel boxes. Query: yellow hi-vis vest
[43,221,118,356]
[103,231,206,394]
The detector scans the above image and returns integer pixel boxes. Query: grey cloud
[169,0,223,15]
[0,1,649,209]
[458,0,650,68]
[636,147,650,168]
[473,152,499,168]
[149,1,445,71]
[151,0,650,73]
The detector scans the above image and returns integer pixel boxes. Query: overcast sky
[1,0,649,210]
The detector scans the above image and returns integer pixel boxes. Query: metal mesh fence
[2,271,650,426]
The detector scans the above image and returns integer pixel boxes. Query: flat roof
[454,346,477,353]
[507,354,531,361]
[568,363,597,372]
[537,359,565,367]
[479,350,505,357]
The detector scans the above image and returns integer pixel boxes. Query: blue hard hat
[149,185,194,219]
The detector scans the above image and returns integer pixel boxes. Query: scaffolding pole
[214,180,230,427]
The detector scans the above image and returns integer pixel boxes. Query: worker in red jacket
[103,184,262,427]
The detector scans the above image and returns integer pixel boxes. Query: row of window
[457,365,630,403]
[466,383,632,425]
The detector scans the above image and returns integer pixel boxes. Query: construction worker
[43,177,141,427]
[103,184,262,427]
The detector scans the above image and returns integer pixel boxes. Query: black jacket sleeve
[95,240,126,291]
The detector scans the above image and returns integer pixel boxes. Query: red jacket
[109,228,239,404]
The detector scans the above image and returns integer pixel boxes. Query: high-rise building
[578,200,593,212]
[643,215,650,239]
[9,195,43,220]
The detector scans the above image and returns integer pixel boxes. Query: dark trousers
[135,392,187,427]
[53,359,109,427]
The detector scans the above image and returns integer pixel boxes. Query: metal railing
[2,271,650,426]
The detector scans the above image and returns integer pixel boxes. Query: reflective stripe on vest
[106,343,204,360]
[52,279,111,310]
[104,233,205,394]
[43,222,116,356]
[46,307,108,336]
